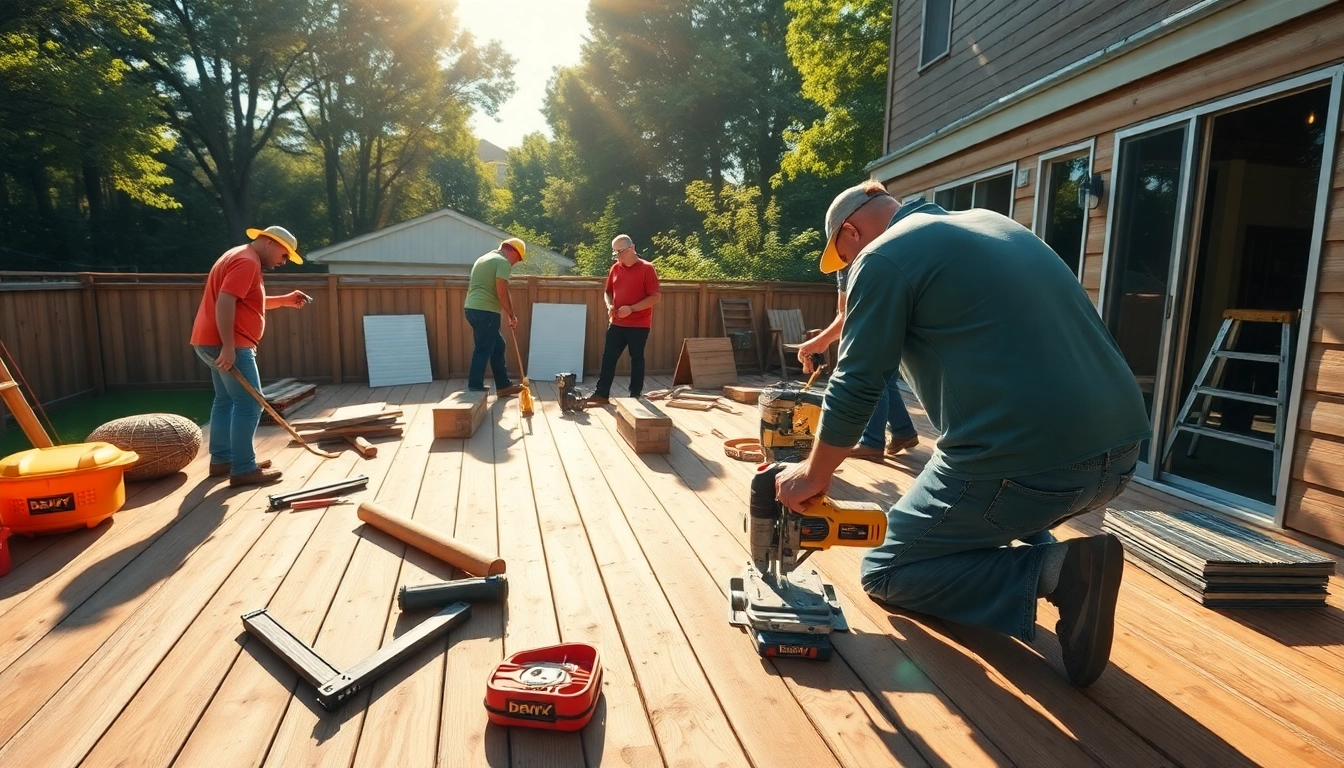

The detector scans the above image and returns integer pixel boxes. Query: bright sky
[456,0,592,151]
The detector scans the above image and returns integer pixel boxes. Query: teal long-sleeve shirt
[817,200,1151,480]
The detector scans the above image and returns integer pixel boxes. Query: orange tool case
[484,643,601,731]
[0,443,138,535]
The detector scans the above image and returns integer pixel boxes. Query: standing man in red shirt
[589,234,660,405]
[190,226,311,487]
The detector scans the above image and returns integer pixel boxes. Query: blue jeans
[464,308,511,390]
[860,373,917,449]
[193,345,262,475]
[860,442,1140,640]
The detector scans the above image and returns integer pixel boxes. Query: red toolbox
[485,642,601,731]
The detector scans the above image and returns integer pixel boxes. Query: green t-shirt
[464,251,512,313]
[818,200,1151,480]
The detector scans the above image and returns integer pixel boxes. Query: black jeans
[595,325,650,398]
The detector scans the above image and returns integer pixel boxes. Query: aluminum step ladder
[1162,309,1298,497]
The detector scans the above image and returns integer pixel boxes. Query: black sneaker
[1047,534,1125,687]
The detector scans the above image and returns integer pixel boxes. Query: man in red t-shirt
[190,226,311,487]
[590,234,661,405]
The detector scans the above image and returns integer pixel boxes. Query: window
[933,166,1013,216]
[1035,146,1092,278]
[920,0,953,69]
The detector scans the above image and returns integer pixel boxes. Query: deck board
[2,377,1342,766]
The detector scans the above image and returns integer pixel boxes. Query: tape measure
[484,643,602,731]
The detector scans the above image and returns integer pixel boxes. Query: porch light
[1078,172,1105,210]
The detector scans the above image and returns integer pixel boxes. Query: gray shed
[306,208,573,276]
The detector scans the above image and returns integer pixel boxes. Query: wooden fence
[0,272,837,407]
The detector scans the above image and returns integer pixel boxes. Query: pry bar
[242,600,472,710]
[267,475,370,510]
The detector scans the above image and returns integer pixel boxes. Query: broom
[507,324,534,417]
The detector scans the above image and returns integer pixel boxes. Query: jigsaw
[729,463,886,660]
[555,372,592,413]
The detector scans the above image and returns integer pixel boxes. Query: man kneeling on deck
[775,182,1150,687]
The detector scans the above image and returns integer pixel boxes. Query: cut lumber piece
[297,419,402,437]
[347,436,376,458]
[290,402,399,430]
[723,385,764,404]
[261,378,298,398]
[665,399,714,411]
[433,390,488,439]
[674,392,722,402]
[615,397,672,454]
[297,426,404,443]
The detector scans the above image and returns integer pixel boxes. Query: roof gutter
[866,0,1332,181]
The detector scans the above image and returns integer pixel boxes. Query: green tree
[780,0,891,181]
[298,0,514,238]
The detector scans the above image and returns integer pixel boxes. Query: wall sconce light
[1077,173,1104,210]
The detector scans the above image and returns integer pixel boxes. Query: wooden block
[615,397,672,454]
[671,338,738,388]
[723,385,763,404]
[433,390,488,439]
[664,399,714,411]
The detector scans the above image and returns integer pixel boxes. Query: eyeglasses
[611,246,632,257]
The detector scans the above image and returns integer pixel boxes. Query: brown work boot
[1047,534,1125,687]
[229,467,284,488]
[587,396,610,406]
[885,435,919,458]
[496,384,523,397]
[848,443,885,462]
[210,459,272,477]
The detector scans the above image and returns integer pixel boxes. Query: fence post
[79,274,106,395]
[327,274,342,384]
[697,282,708,337]
[436,278,451,380]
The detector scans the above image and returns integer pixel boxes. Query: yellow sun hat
[245,225,302,264]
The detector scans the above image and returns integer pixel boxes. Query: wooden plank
[723,385,763,404]
[260,384,439,767]
[522,384,662,764]
[289,402,398,429]
[671,337,738,388]
[0,434,343,764]
[346,381,468,768]
[432,389,487,439]
[539,382,750,765]
[1285,482,1344,546]
[437,393,507,767]
[576,404,848,767]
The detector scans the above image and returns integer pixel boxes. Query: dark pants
[860,442,1140,640]
[595,325,650,398]
[465,308,511,390]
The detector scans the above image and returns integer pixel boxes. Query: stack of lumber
[1101,508,1334,606]
[259,378,317,423]
[289,402,404,454]
[645,386,737,413]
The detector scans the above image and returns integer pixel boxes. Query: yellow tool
[507,325,534,417]
[729,463,886,660]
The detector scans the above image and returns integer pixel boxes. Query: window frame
[931,162,1017,218]
[918,0,955,72]
[1031,139,1095,283]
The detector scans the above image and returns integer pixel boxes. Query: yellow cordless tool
[729,463,886,660]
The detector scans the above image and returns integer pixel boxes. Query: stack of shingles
[289,402,404,458]
[1101,508,1334,606]
[260,378,318,424]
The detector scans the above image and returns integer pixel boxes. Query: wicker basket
[87,413,202,482]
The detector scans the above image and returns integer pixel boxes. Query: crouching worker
[190,226,311,487]
[775,182,1150,687]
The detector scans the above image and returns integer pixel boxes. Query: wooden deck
[2,376,1343,767]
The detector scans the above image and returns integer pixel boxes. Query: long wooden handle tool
[228,367,339,459]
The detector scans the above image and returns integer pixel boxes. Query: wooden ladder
[719,298,763,374]
[1161,309,1297,497]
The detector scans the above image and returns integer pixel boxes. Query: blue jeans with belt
[859,373,918,448]
[860,442,1140,640]
[464,308,511,391]
[192,345,262,475]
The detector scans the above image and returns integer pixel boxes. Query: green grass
[1,390,214,456]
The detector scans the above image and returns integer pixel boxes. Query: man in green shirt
[776,181,1150,687]
[464,237,526,395]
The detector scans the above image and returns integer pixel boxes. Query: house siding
[888,0,1199,153]
[877,4,1344,543]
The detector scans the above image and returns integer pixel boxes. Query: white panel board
[363,314,433,387]
[527,303,587,382]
